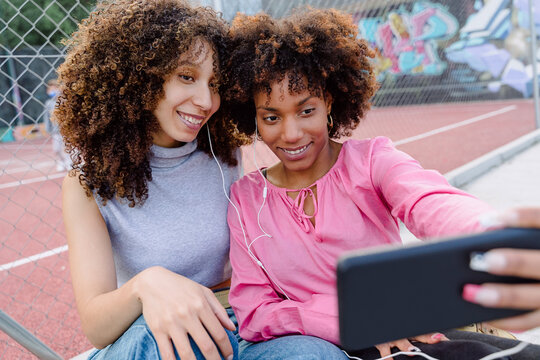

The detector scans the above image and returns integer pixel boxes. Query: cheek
[210,93,221,114]
[258,125,278,144]
[313,117,330,135]
[152,100,166,122]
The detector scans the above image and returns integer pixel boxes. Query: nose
[281,117,303,143]
[192,82,214,111]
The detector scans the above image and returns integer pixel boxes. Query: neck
[270,140,341,189]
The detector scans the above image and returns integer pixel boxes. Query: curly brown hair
[55,0,241,206]
[223,7,379,140]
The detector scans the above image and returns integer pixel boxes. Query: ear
[324,92,333,114]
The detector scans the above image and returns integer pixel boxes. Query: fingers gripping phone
[336,228,540,351]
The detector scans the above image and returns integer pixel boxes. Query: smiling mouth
[280,143,311,155]
[178,111,204,126]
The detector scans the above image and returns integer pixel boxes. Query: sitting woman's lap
[240,330,540,360]
[239,335,349,360]
[88,310,239,360]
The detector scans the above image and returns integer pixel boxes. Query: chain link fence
[1,0,539,358]
[1,1,97,358]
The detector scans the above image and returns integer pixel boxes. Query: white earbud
[207,124,287,299]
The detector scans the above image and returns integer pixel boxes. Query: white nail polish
[478,212,504,229]
[478,210,519,230]
[470,252,490,272]
[470,252,507,272]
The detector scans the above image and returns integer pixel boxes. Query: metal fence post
[530,0,540,129]
[0,310,63,360]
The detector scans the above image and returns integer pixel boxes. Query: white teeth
[283,144,308,155]
[179,112,203,125]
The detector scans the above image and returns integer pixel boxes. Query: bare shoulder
[62,171,82,189]
[62,172,99,212]
[62,172,108,249]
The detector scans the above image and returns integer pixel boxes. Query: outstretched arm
[369,138,493,239]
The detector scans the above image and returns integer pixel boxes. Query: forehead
[178,39,215,66]
[254,76,321,105]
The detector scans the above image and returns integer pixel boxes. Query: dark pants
[347,330,540,360]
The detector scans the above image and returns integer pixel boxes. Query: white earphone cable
[206,125,290,300]
[343,348,439,360]
[343,339,529,360]
[253,120,272,239]
[478,341,529,360]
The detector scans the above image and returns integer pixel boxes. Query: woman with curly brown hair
[223,8,540,360]
[56,0,242,359]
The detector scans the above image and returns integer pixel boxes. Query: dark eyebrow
[256,95,315,111]
[297,95,315,106]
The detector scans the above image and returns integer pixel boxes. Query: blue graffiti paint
[445,0,540,97]
[357,1,458,79]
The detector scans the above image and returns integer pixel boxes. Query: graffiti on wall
[445,0,540,97]
[358,0,540,98]
[358,1,459,80]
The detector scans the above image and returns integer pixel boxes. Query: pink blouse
[228,137,493,344]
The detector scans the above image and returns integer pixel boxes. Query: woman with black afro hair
[223,7,540,360]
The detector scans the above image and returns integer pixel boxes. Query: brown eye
[301,108,315,116]
[179,75,194,82]
[263,115,278,122]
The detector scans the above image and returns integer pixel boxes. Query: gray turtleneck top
[96,140,241,287]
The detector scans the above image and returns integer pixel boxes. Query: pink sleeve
[227,185,340,344]
[368,137,493,239]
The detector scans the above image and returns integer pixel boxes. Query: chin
[282,160,313,173]
[176,133,198,143]
[182,136,197,143]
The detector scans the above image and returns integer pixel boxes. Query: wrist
[131,266,164,305]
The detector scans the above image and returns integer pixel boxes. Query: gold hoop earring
[327,114,334,129]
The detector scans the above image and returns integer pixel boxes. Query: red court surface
[0,99,536,359]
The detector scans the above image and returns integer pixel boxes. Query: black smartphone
[337,228,540,351]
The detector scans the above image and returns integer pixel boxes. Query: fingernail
[463,284,480,302]
[462,284,500,305]
[478,210,518,229]
[470,252,507,272]
[227,355,234,360]
[431,333,443,340]
[478,212,504,229]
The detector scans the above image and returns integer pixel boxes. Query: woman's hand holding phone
[464,208,540,331]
